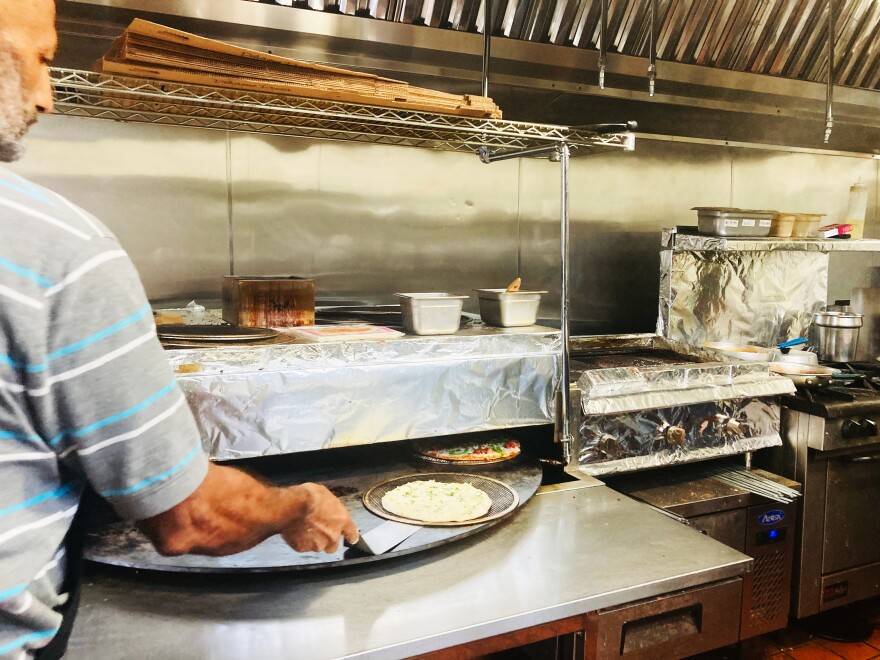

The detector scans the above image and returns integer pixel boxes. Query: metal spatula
[350,520,422,555]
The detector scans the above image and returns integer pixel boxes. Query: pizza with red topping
[413,437,521,463]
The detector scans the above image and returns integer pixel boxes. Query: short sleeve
[32,237,208,520]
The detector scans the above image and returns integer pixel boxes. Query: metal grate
[50,68,635,156]
[702,466,801,504]
[363,472,520,526]
[750,552,788,623]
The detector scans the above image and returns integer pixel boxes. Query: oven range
[758,363,880,626]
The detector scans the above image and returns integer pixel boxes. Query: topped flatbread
[381,479,493,523]
[413,438,521,463]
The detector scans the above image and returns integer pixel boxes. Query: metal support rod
[558,143,573,464]
[477,144,559,163]
[648,0,657,97]
[824,0,834,143]
[482,0,492,98]
[598,0,607,89]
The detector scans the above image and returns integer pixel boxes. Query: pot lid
[814,311,863,328]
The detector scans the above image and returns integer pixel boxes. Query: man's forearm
[137,463,311,556]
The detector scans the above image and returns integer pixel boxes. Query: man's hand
[138,464,358,557]
[281,483,359,553]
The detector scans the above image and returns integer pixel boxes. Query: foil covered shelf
[50,68,635,156]
[664,227,880,252]
[163,326,561,460]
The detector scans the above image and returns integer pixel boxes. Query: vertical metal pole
[225,132,235,276]
[559,143,573,464]
[648,0,657,97]
[482,0,492,97]
[824,0,834,143]
[598,0,607,88]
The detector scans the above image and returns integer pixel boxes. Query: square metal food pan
[475,289,547,327]
[693,207,775,237]
[395,293,467,335]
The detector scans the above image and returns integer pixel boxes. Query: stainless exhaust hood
[60,0,880,152]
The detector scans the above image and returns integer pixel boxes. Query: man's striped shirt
[0,166,209,658]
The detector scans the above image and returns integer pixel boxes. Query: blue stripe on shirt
[0,483,76,518]
[0,256,55,288]
[0,304,152,374]
[101,443,201,498]
[0,176,56,206]
[0,629,60,655]
[74,381,177,438]
[48,380,178,448]
[0,431,41,443]
[0,583,27,602]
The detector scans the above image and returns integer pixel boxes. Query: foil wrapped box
[166,327,560,460]
[657,227,832,346]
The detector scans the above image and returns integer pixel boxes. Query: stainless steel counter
[67,483,751,660]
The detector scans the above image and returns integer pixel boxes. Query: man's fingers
[343,521,360,544]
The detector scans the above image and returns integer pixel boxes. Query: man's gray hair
[0,42,27,161]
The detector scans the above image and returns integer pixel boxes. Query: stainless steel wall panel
[8,113,878,336]
[228,134,521,310]
[518,139,731,333]
[730,149,880,304]
[6,115,230,300]
[730,149,877,226]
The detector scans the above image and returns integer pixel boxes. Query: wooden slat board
[97,19,502,119]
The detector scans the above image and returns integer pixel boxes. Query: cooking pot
[813,310,863,362]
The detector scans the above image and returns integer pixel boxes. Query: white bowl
[773,349,818,366]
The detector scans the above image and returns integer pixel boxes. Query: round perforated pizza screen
[362,472,520,526]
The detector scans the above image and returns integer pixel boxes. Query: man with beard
[0,3,359,657]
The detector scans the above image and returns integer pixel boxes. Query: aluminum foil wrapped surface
[564,332,792,476]
[658,228,829,346]
[571,396,782,477]
[577,362,794,415]
[166,328,560,460]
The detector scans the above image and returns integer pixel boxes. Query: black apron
[34,490,91,660]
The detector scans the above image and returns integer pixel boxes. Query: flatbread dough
[381,480,493,523]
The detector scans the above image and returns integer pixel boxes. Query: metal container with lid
[692,207,775,237]
[813,308,863,362]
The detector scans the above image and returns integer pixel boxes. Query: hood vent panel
[248,0,880,91]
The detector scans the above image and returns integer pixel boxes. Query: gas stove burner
[784,371,880,418]
[814,386,874,403]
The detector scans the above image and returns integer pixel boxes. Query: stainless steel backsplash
[9,115,879,333]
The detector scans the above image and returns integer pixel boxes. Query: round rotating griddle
[363,472,519,526]
[157,324,278,342]
[84,447,542,573]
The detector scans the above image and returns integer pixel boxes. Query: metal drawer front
[822,451,880,574]
[584,578,742,660]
